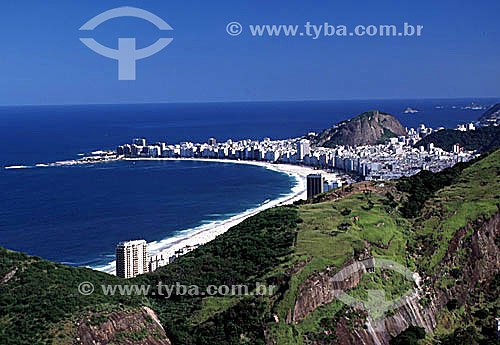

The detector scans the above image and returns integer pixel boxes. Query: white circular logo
[226,22,243,36]
[78,281,95,295]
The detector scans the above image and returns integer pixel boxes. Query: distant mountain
[310,110,406,147]
[479,103,500,122]
[415,126,500,153]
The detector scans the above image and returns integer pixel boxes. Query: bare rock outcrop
[0,267,17,285]
[293,259,370,322]
[77,306,171,345]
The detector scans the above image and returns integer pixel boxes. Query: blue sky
[0,0,499,105]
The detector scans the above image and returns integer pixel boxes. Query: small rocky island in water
[403,107,419,114]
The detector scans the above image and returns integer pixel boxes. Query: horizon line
[0,96,499,108]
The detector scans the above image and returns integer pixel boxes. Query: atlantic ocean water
[0,99,494,269]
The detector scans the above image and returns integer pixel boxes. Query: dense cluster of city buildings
[456,122,476,131]
[148,244,199,272]
[116,122,478,182]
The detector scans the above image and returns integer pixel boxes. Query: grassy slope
[410,148,500,273]
[182,184,414,344]
[268,190,413,344]
[409,149,500,344]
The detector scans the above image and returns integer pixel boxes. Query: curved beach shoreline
[96,158,341,275]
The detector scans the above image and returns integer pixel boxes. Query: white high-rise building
[116,240,149,279]
[297,139,311,160]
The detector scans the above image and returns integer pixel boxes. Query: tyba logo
[80,7,173,80]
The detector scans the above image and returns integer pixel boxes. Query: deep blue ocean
[0,99,496,269]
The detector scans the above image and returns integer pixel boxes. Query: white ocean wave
[4,165,33,169]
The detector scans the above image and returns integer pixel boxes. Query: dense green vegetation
[434,272,500,345]
[140,206,301,344]
[415,126,500,153]
[389,325,425,345]
[0,207,300,345]
[0,248,144,345]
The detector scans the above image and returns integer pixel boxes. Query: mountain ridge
[414,126,500,153]
[479,103,500,122]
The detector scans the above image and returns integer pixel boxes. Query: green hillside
[0,249,145,344]
[414,126,500,153]
[1,149,500,345]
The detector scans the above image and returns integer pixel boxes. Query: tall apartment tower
[116,240,149,279]
[297,139,311,161]
[307,174,324,199]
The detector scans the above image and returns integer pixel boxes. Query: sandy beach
[94,158,342,275]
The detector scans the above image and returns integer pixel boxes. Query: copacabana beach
[0,100,480,274]
[99,158,342,275]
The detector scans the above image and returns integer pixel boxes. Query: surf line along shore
[95,157,344,275]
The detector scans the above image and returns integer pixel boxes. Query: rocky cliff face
[77,306,171,345]
[311,110,406,147]
[292,208,500,345]
[293,258,371,322]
